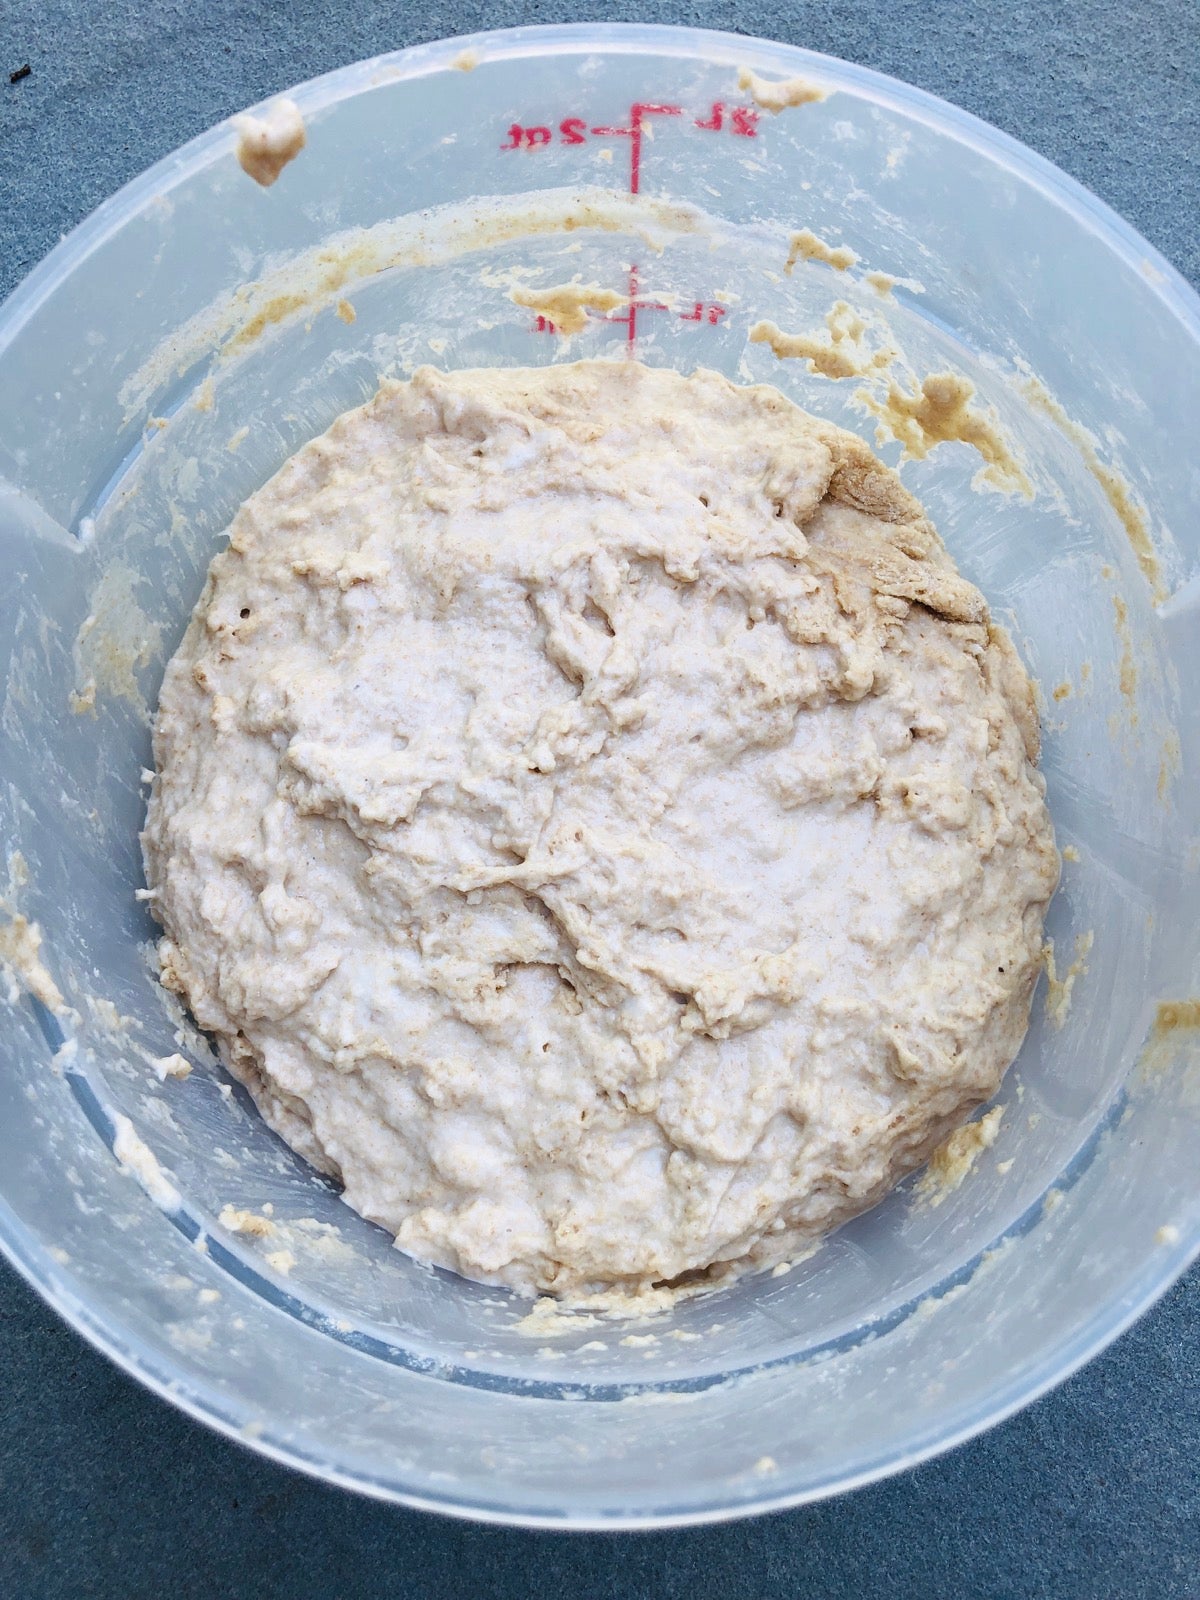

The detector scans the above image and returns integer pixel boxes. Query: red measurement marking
[694,102,759,137]
[502,101,757,154]
[504,97,741,354]
[533,287,727,342]
[680,302,728,325]
[588,102,682,195]
[500,122,553,149]
[598,264,669,349]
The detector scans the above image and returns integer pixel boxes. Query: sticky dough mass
[143,361,1058,1296]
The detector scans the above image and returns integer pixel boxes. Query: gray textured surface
[2,1,1198,1595]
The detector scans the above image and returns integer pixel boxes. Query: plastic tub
[1,23,1197,1527]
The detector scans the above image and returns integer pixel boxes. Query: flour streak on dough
[144,362,1058,1297]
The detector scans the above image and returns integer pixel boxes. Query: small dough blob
[144,362,1058,1297]
[232,98,306,187]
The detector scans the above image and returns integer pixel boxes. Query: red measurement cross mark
[507,97,740,355]
[531,289,728,343]
[588,102,681,195]
[602,264,670,348]
[501,102,758,160]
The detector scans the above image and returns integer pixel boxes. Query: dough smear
[143,361,1058,1297]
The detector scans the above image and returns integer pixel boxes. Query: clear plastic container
[1,23,1198,1527]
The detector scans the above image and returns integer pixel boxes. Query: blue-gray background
[1,3,1197,1595]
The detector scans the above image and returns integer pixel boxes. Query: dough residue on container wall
[1137,999,1200,1088]
[737,66,828,112]
[750,305,895,380]
[118,189,703,415]
[232,98,307,188]
[88,994,132,1033]
[1021,375,1165,604]
[916,1105,1004,1205]
[144,360,1058,1299]
[70,562,162,721]
[112,1114,181,1211]
[1111,594,1138,707]
[857,373,1033,498]
[0,912,67,1014]
[1152,1000,1200,1035]
[1042,931,1094,1029]
[515,1276,713,1334]
[152,1052,192,1081]
[218,1204,275,1237]
[784,229,857,274]
[1158,730,1181,802]
[0,852,67,1014]
[509,282,627,334]
[285,1215,360,1265]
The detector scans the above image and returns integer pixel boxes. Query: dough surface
[143,361,1058,1296]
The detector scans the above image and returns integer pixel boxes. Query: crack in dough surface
[143,361,1058,1297]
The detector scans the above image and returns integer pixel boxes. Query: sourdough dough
[143,361,1058,1296]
